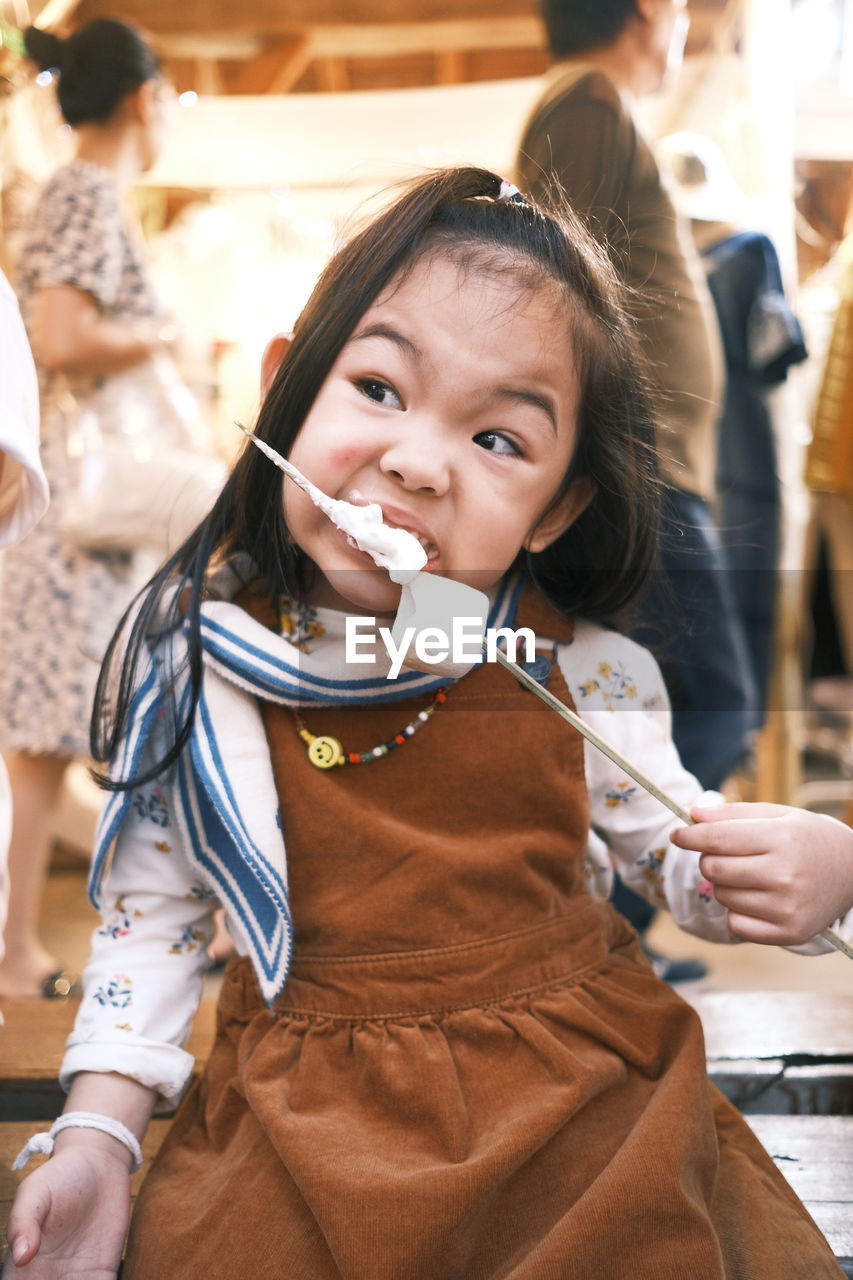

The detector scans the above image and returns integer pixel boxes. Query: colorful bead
[293,687,449,768]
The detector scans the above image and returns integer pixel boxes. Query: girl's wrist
[52,1124,136,1172]
[12,1109,145,1174]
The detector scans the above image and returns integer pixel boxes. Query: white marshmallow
[327,499,427,582]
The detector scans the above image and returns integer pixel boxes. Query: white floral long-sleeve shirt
[62,609,852,1109]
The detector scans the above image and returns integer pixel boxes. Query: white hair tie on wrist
[11,1111,144,1173]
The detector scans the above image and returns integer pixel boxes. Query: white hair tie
[497,179,524,204]
[12,1111,144,1173]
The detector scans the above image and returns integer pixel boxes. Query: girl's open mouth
[342,493,441,572]
[339,523,441,574]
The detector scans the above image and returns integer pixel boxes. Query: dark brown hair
[24,18,160,126]
[539,0,640,58]
[93,166,659,785]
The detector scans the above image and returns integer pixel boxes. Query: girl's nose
[379,433,451,495]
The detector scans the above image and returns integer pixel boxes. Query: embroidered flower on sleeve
[604,782,637,808]
[97,896,143,940]
[169,925,207,955]
[114,1023,133,1032]
[576,660,638,710]
[635,846,668,903]
[132,788,170,827]
[186,884,217,901]
[698,877,715,904]
[279,599,326,651]
[92,974,134,1008]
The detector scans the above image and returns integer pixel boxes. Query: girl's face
[284,253,593,616]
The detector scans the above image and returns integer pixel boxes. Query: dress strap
[513,582,575,644]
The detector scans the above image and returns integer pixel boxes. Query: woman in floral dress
[0,18,173,998]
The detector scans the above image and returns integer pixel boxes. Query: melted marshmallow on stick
[237,423,427,583]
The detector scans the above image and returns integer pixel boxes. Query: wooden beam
[307,18,542,57]
[5,0,33,27]
[435,49,468,85]
[314,56,349,92]
[157,18,543,66]
[31,0,84,28]
[229,36,312,94]
[159,35,265,61]
[75,0,538,33]
[79,0,541,50]
[195,58,223,96]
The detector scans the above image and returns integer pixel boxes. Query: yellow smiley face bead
[306,735,344,769]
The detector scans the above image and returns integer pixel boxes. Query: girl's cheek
[325,443,369,471]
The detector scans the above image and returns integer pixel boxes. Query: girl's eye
[474,431,522,458]
[357,378,402,409]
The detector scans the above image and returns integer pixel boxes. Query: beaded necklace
[292,688,448,770]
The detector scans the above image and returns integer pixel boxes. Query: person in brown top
[516,0,758,790]
[6,169,849,1280]
[516,0,761,971]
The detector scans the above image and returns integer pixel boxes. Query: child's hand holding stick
[490,646,853,963]
[671,803,853,950]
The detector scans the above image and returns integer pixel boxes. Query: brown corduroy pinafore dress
[124,591,843,1279]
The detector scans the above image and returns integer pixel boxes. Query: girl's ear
[260,332,294,397]
[525,477,597,554]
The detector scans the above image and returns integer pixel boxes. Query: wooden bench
[684,990,853,1115]
[0,996,216,1257]
[746,1116,853,1277]
[0,996,217,1122]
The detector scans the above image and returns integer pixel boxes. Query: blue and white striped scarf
[89,573,523,1001]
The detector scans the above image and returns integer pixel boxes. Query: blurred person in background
[807,234,853,679]
[0,269,50,987]
[516,0,759,980]
[659,132,808,723]
[0,18,174,999]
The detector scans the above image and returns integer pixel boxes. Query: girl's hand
[670,802,853,946]
[3,1144,131,1278]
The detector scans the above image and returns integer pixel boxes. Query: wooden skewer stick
[491,646,853,964]
[236,422,335,509]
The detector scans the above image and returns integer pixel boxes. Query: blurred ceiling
[30,0,734,95]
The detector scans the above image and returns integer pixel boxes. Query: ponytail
[24,18,160,125]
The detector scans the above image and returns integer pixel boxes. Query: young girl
[7,167,853,1279]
